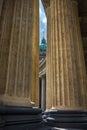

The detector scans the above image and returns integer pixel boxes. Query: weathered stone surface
[0,0,39,107]
[46,0,87,110]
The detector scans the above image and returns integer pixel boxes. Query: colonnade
[0,0,87,112]
[0,0,87,129]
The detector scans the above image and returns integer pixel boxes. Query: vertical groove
[50,1,54,108]
[15,0,23,96]
[72,1,87,107]
[22,0,28,97]
[5,2,15,95]
[46,7,52,109]
[60,0,66,106]
[65,0,74,106]
[24,0,33,98]
[68,0,75,106]
[70,1,80,107]
[61,0,70,106]
[30,0,39,106]
[54,0,59,107]
[35,0,39,105]
[56,0,61,107]
[24,0,32,98]
[9,0,21,96]
[52,0,55,107]
[58,0,64,106]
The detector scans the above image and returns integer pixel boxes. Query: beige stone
[0,0,39,107]
[46,0,87,110]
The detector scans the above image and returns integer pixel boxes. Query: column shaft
[46,0,87,110]
[41,75,46,111]
[0,0,39,107]
[46,7,52,109]
[30,0,39,106]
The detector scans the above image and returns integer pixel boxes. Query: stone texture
[30,0,39,107]
[46,0,87,110]
[46,6,52,109]
[0,0,39,107]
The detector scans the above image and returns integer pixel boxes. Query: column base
[43,110,87,129]
[0,105,51,130]
[0,106,85,130]
[0,95,33,107]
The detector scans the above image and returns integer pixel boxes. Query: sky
[39,0,47,44]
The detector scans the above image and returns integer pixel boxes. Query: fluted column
[46,7,52,109]
[30,0,39,106]
[41,75,46,111]
[0,0,39,107]
[46,0,87,110]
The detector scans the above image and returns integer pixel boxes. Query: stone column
[31,0,39,107]
[0,0,39,107]
[46,7,52,109]
[46,0,87,110]
[41,75,46,111]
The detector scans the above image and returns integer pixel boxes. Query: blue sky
[39,0,47,44]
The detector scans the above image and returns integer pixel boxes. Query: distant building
[39,37,47,59]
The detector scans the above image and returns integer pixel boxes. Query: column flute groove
[55,0,61,107]
[46,7,52,109]
[50,3,54,108]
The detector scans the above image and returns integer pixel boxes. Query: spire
[40,36,47,58]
